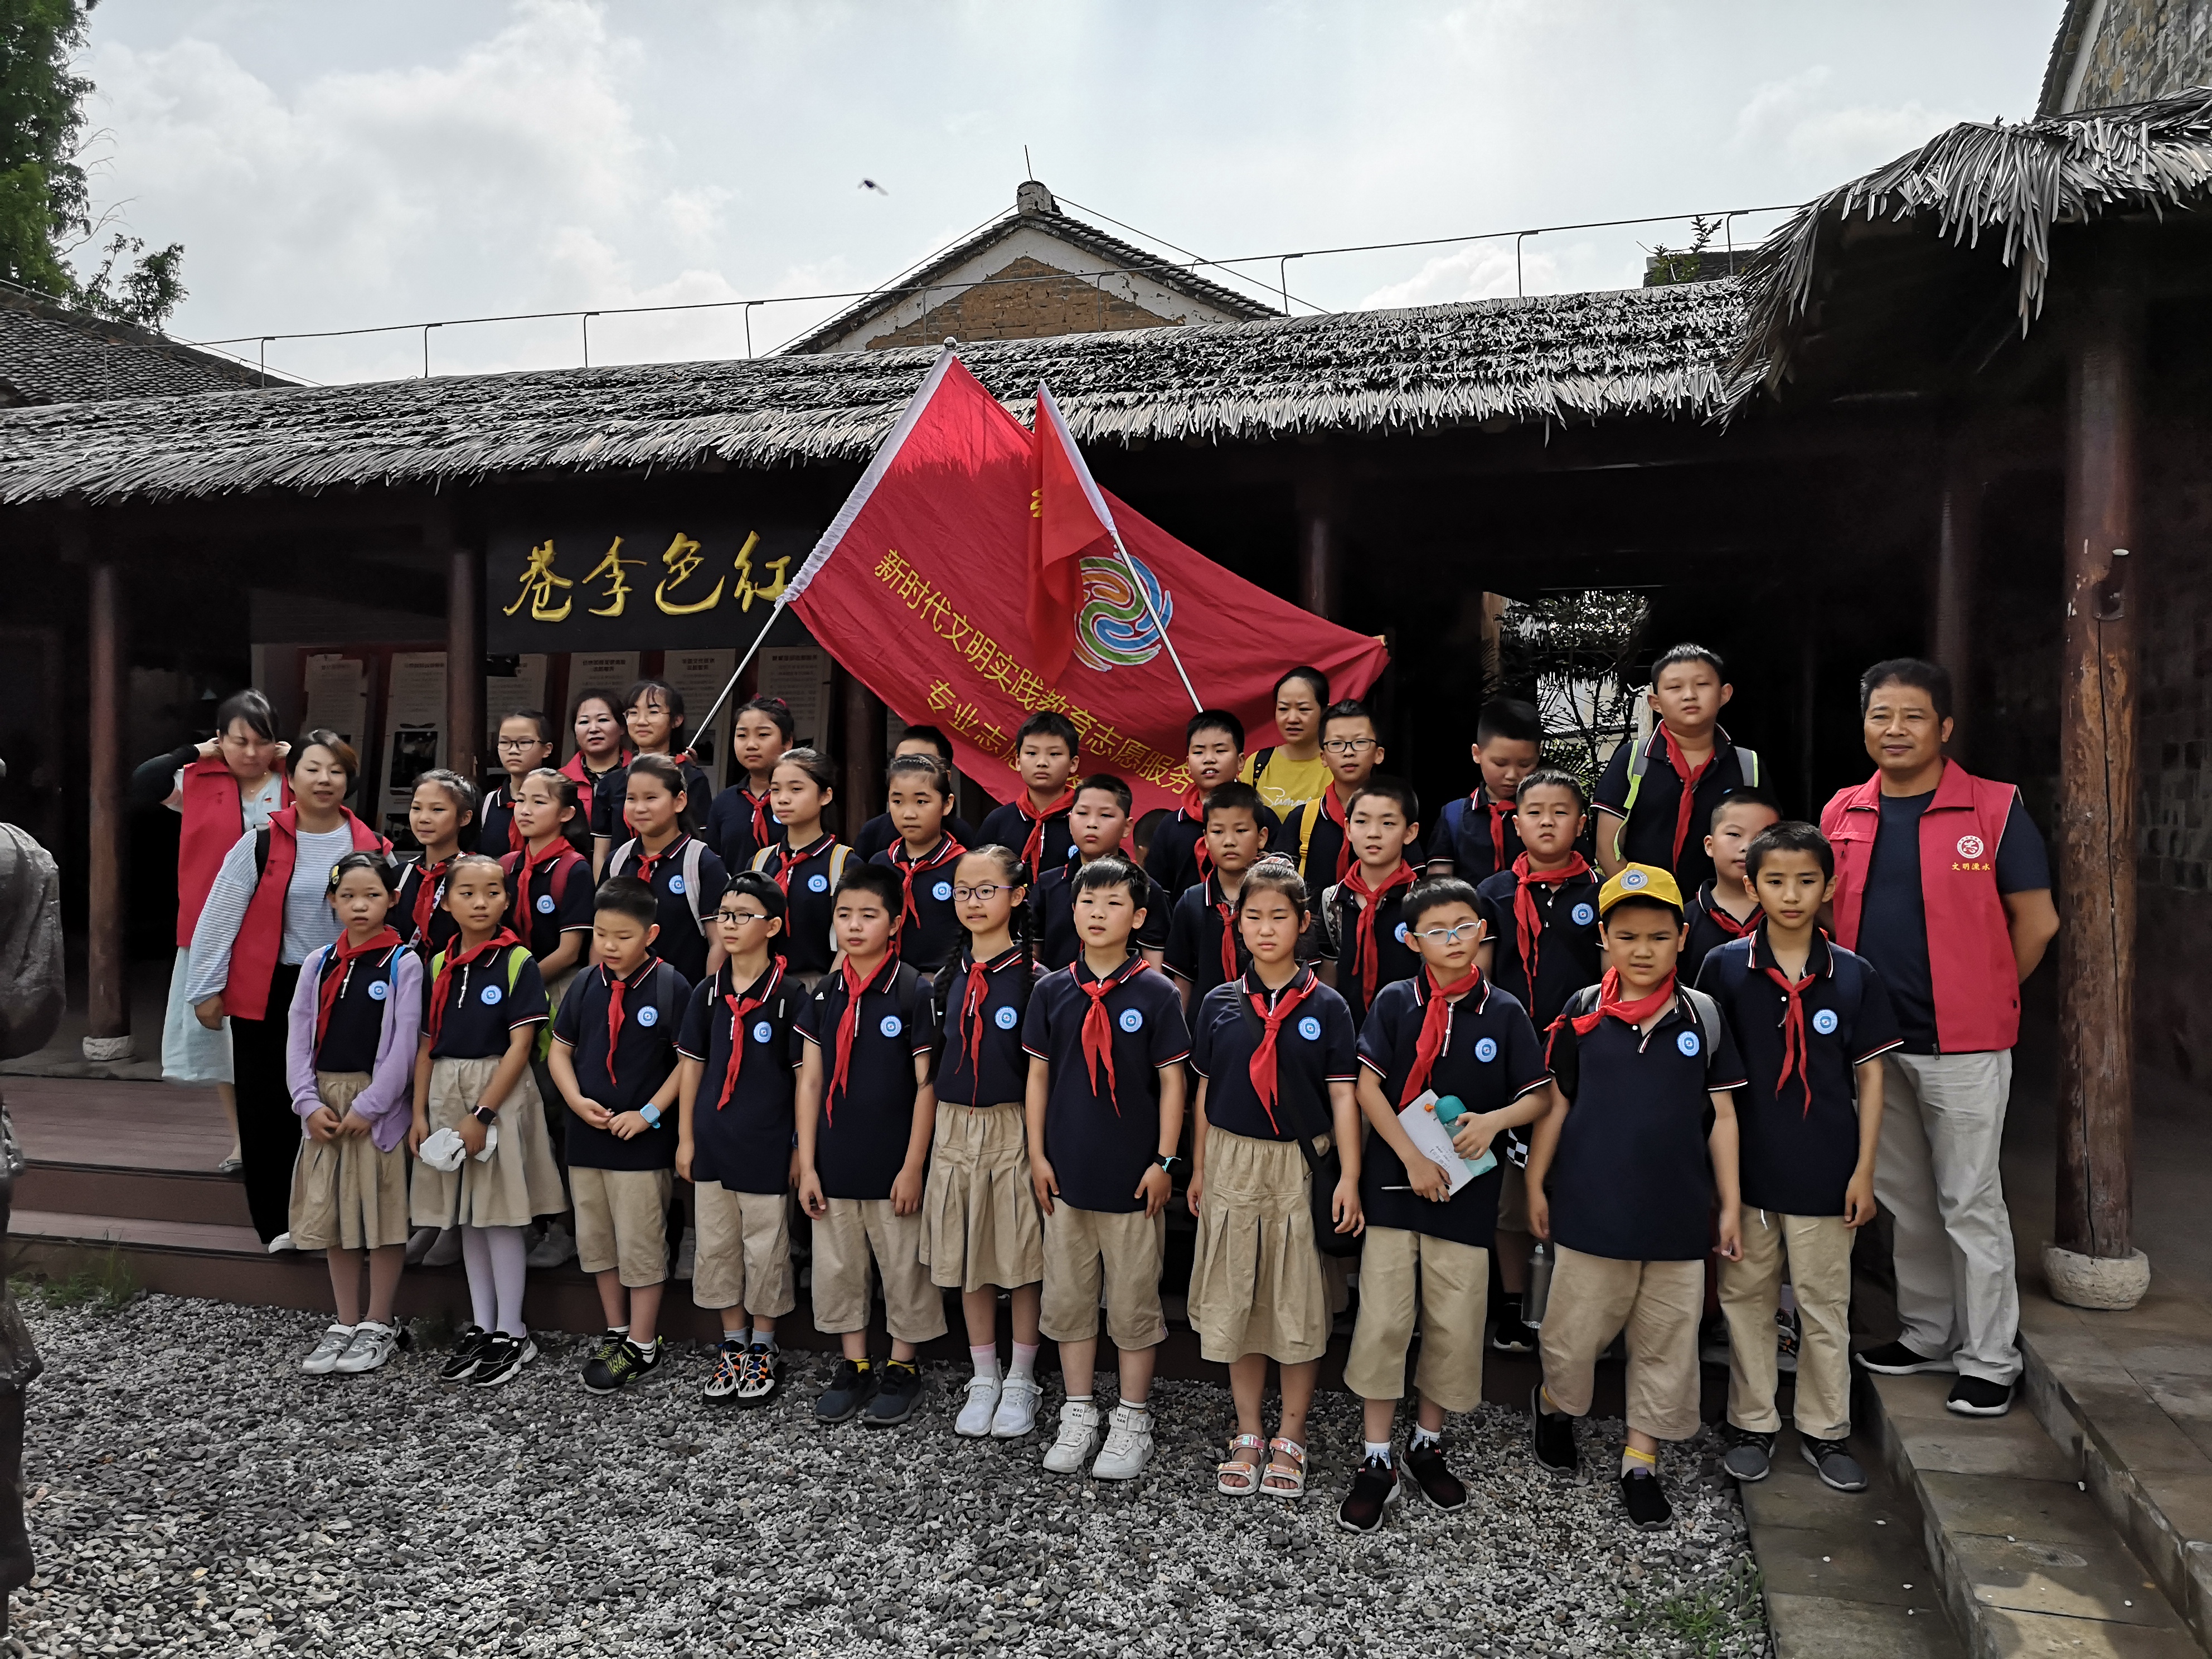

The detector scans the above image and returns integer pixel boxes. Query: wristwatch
[469,1104,498,1127]
[1155,1154,1182,1175]
[640,1104,664,1129]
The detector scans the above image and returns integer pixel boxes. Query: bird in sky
[859,178,889,195]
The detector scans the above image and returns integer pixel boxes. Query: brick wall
[2077,0,2212,108]
[865,256,1176,349]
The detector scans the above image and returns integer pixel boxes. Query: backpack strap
[653,961,687,1030]
[1679,984,1722,1063]
[1735,746,1760,787]
[505,944,530,993]
[1296,802,1321,878]
[681,838,709,935]
[1234,978,1333,1170]
[1251,746,1276,788]
[549,848,581,908]
[828,844,852,890]
[1613,732,1652,860]
[608,840,636,880]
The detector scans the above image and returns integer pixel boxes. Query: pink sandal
[1263,1436,1309,1500]
[1216,1433,1267,1496]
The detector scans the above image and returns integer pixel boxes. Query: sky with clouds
[75,1,2057,385]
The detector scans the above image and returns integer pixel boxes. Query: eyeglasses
[1321,737,1377,755]
[497,736,550,752]
[1411,923,1482,945]
[716,910,772,928]
[952,885,1007,903]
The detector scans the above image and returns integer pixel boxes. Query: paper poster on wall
[758,647,832,749]
[301,654,369,750]
[484,654,549,751]
[380,651,448,847]
[560,652,641,759]
[661,649,736,793]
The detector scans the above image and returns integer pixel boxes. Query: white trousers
[1875,1051,2020,1384]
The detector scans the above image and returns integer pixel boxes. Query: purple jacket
[285,945,424,1153]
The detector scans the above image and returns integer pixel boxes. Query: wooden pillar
[838,668,885,836]
[443,532,483,785]
[2054,286,2140,1264]
[1294,473,1338,622]
[1478,593,1507,695]
[85,548,132,1062]
[1933,450,1982,762]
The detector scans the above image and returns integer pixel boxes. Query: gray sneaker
[300,1325,355,1376]
[332,1321,403,1375]
[1720,1426,1773,1482]
[1799,1435,1869,1492]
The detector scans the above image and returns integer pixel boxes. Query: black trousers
[229,963,302,1245]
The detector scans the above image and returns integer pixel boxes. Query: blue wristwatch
[640,1104,663,1129]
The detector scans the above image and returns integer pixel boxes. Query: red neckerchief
[1658,726,1716,867]
[410,857,453,942]
[602,958,658,1088]
[825,952,895,1123]
[764,832,836,896]
[1209,875,1241,984]
[1075,955,1151,1115]
[315,929,400,1049]
[1401,966,1482,1105]
[1470,790,1514,871]
[1699,880,1757,943]
[743,785,775,853]
[1018,789,1075,875]
[1342,861,1418,996]
[1546,968,1679,1064]
[957,944,1024,1084]
[1181,790,1215,882]
[891,835,966,933]
[1245,967,1321,1134]
[1317,785,1353,882]
[1512,852,1592,996]
[1753,925,1817,1115]
[425,929,521,1047]
[631,833,689,886]
[512,836,569,932]
[716,961,783,1109]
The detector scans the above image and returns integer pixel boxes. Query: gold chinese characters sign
[486,523,809,653]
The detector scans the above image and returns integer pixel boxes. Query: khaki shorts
[1039,1204,1166,1351]
[1496,1163,1530,1233]
[288,1073,411,1251]
[693,1181,795,1318]
[1538,1246,1704,1442]
[570,1166,673,1287]
[1343,1226,1489,1413]
[1186,1127,1327,1365]
[811,1198,948,1345]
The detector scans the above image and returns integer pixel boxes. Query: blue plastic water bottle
[1433,1095,1498,1179]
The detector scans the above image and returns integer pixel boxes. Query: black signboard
[486,518,819,653]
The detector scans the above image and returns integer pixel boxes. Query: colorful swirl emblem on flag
[1074,551,1172,672]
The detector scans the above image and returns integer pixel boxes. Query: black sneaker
[1490,1307,1540,1355]
[1946,1374,2013,1417]
[469,1332,539,1389]
[1530,1386,1580,1477]
[438,1324,490,1384]
[587,1328,628,1366]
[582,1336,662,1395]
[1403,1439,1468,1511]
[736,1342,785,1408]
[816,1358,877,1424]
[1856,1340,1954,1376]
[1800,1435,1870,1491]
[1720,1425,1774,1482]
[861,1359,924,1427]
[700,1337,748,1404]
[1335,1455,1400,1534]
[1621,1467,1673,1530]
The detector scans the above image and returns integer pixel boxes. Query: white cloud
[1357,242,1560,310]
[1729,64,1963,186]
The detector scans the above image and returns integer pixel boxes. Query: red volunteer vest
[1821,762,2022,1054]
[175,757,290,948]
[560,749,633,828]
[223,807,389,1022]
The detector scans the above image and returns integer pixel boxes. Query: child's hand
[571,1097,613,1130]
[1449,1112,1498,1161]
[1526,1187,1551,1241]
[305,1105,342,1144]
[798,1169,827,1220]
[459,1112,490,1158]
[1714,1203,1743,1262]
[1136,1163,1171,1217]
[889,1161,925,1217]
[338,1110,373,1139]
[609,1110,648,1141]
[1185,1168,1205,1218]
[675,1140,693,1182]
[1331,1176,1364,1238]
[1409,1156,1454,1204]
[1843,1170,1878,1228]
[1030,1156,1059,1217]
[407,1114,430,1156]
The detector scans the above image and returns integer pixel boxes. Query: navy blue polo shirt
[476,784,527,862]
[1356,974,1550,1248]
[311,940,408,1074]
[1593,727,1761,893]
[705,782,780,876]
[1474,866,1603,1029]
[394,858,462,958]
[1273,796,1428,894]
[1030,859,1169,971]
[1439,792,1524,887]
[931,947,1036,1107]
[855,810,979,866]
[1191,970,1356,1143]
[1695,928,1903,1216]
[1547,984,1748,1262]
[551,958,691,1171]
[1680,880,1758,986]
[612,833,726,985]
[423,943,549,1061]
[795,961,940,1200]
[588,756,712,841]
[1022,957,1191,1214]
[751,835,844,976]
[1165,876,1253,1002]
[501,846,593,961]
[1144,801,1284,905]
[1316,875,1422,1028]
[676,960,804,1192]
[871,837,966,972]
[976,799,1076,877]
[1854,790,2048,1053]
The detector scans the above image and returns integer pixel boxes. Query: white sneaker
[991,1374,1042,1439]
[955,1374,1002,1437]
[404,1227,440,1265]
[301,1325,355,1375]
[265,1233,294,1255]
[423,1228,463,1268]
[333,1321,400,1375]
[1042,1399,1101,1474]
[673,1228,696,1281]
[527,1220,576,1269]
[1090,1403,1154,1481]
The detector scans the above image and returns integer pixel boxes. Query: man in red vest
[1822,659,2058,1419]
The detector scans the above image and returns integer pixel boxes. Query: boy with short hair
[1146,710,1280,904]
[1023,856,1190,1481]
[795,864,946,1428]
[546,877,693,1393]
[1594,644,1765,891]
[1032,774,1168,971]
[852,726,979,864]
[1164,782,1269,1011]
[1313,780,1424,1027]
[1337,877,1554,1532]
[1433,698,1541,884]
[1682,789,1782,982]
[1277,700,1425,891]
[1696,822,1899,1493]
[1527,863,1747,1532]
[977,712,1082,877]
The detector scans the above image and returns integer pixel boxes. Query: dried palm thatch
[0,282,1742,506]
[1734,88,2212,392]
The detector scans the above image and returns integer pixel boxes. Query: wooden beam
[83,542,132,1061]
[2054,286,2139,1263]
[439,524,484,787]
[1294,473,1338,620]
[1932,446,1983,762]
[838,666,885,836]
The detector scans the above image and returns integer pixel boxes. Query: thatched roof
[1,289,280,408]
[1733,89,2212,397]
[0,281,1743,506]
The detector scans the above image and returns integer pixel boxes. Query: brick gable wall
[865,256,1177,350]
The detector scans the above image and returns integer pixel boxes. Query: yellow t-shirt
[1241,749,1332,817]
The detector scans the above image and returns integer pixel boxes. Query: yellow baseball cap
[1598,862,1685,918]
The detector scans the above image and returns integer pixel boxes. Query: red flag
[1028,384,1110,682]
[787,350,1387,819]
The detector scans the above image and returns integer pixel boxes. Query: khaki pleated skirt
[1187,1124,1330,1365]
[919,1103,1045,1292]
[409,1056,566,1229]
[288,1072,411,1251]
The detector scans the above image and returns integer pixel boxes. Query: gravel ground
[11,1293,1767,1658]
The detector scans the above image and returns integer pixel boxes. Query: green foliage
[1648,215,1721,287]
[79,229,187,323]
[1623,1557,1766,1657]
[1499,589,1650,792]
[14,1244,142,1315]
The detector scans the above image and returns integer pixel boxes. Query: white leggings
[461,1225,530,1338]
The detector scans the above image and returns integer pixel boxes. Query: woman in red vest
[560,687,632,870]
[183,731,389,1248]
[130,690,292,1173]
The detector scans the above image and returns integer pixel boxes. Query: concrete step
[16,1160,253,1228]
[1865,1369,2203,1657]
